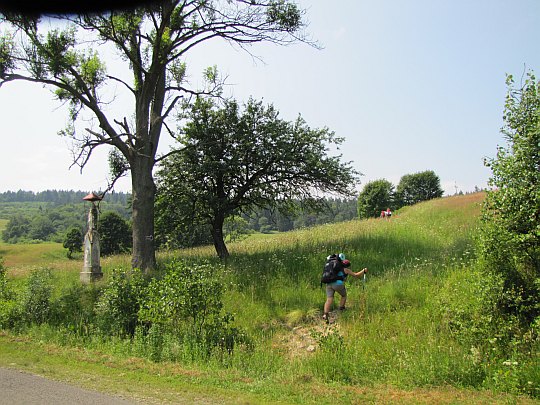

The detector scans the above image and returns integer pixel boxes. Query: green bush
[0,258,17,329]
[51,282,100,335]
[0,257,12,300]
[0,299,19,330]
[133,323,165,362]
[438,260,539,396]
[139,259,251,359]
[480,72,539,325]
[472,73,540,396]
[20,269,54,326]
[96,267,146,337]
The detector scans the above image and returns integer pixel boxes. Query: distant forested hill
[0,190,359,245]
[0,190,131,244]
[244,198,359,233]
[0,190,130,205]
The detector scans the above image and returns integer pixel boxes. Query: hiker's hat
[338,253,345,261]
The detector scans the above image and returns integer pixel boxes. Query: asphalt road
[0,367,138,405]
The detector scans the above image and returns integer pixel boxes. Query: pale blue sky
[0,0,539,195]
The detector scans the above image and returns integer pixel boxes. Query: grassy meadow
[0,192,538,404]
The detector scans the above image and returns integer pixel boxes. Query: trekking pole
[362,270,367,318]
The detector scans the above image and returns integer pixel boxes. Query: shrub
[51,282,100,335]
[0,257,18,329]
[0,257,12,300]
[438,73,540,398]
[20,268,54,326]
[0,300,18,330]
[96,267,146,337]
[139,259,251,359]
[478,72,539,339]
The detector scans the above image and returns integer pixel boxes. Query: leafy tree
[63,227,83,258]
[479,72,540,330]
[156,98,360,258]
[29,215,57,241]
[223,216,251,243]
[357,179,394,219]
[0,1,312,270]
[275,211,294,232]
[258,217,273,234]
[154,197,213,249]
[1,214,31,243]
[395,170,443,207]
[98,211,131,256]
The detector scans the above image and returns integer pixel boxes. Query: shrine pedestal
[80,200,103,283]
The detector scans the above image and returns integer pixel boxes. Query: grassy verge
[1,332,534,404]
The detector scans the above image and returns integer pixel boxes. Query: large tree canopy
[357,179,394,219]
[395,170,443,208]
[155,97,360,258]
[0,0,312,270]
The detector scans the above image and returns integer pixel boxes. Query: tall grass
[176,193,488,389]
[4,192,537,399]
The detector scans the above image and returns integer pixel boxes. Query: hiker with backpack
[321,253,368,323]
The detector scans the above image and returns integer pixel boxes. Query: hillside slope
[3,192,536,403]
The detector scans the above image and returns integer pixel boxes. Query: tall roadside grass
[2,192,536,401]
[194,194,488,388]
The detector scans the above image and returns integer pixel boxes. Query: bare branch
[113,117,130,133]
[68,133,105,172]
[101,167,129,198]
[162,94,183,120]
[106,74,135,94]
[84,127,110,142]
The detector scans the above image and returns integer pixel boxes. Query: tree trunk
[128,59,164,271]
[130,157,156,270]
[211,214,229,260]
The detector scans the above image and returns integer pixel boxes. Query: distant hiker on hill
[321,253,368,323]
[380,208,392,219]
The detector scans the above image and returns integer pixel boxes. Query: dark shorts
[326,283,347,298]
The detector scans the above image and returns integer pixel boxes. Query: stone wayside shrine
[80,192,103,283]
